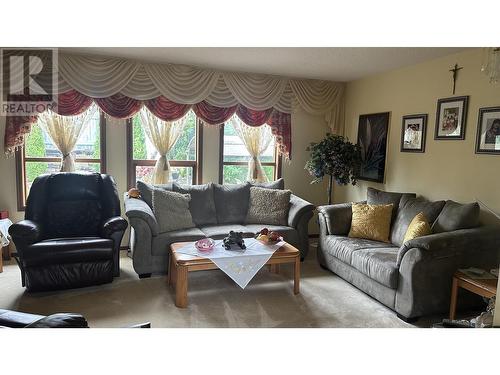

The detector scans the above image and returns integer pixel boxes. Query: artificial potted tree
[305,133,361,205]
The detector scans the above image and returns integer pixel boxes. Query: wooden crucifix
[449,63,463,95]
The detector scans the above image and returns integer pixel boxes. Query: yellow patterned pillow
[403,212,431,243]
[348,203,394,243]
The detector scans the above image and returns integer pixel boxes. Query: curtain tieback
[62,152,71,158]
[161,155,169,171]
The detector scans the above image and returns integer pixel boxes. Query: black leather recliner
[9,172,128,292]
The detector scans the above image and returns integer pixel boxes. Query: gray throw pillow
[152,189,195,233]
[173,182,217,226]
[390,196,446,247]
[213,182,251,224]
[251,178,285,190]
[246,186,291,225]
[367,187,416,225]
[432,200,480,233]
[137,180,173,208]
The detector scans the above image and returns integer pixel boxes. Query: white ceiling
[62,47,467,82]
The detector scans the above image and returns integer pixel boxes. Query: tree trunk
[327,174,334,205]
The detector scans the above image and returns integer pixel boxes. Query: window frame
[218,123,282,184]
[126,116,203,189]
[15,111,107,211]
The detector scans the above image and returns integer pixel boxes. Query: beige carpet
[0,247,425,328]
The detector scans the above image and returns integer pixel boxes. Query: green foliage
[305,133,361,186]
[223,165,248,184]
[25,125,48,182]
[133,116,147,159]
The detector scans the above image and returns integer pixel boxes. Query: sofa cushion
[367,187,416,225]
[390,197,446,247]
[348,203,393,243]
[403,212,431,243]
[213,183,251,224]
[246,187,291,225]
[350,247,399,289]
[321,235,391,265]
[251,178,285,190]
[173,183,217,226]
[151,228,206,256]
[137,180,173,208]
[152,189,195,233]
[200,224,255,239]
[431,200,480,233]
[23,238,113,267]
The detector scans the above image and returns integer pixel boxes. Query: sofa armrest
[288,194,315,228]
[8,220,42,250]
[101,216,128,238]
[124,194,159,236]
[317,203,354,235]
[397,226,500,266]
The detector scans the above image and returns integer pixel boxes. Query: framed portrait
[401,114,427,153]
[475,106,500,155]
[434,96,469,140]
[357,112,390,183]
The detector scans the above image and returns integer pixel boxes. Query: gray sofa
[317,188,500,321]
[124,179,315,277]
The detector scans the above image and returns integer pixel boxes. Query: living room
[1,1,499,374]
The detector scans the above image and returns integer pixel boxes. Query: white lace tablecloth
[176,238,285,289]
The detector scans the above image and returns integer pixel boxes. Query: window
[15,110,106,210]
[219,121,281,184]
[126,110,202,188]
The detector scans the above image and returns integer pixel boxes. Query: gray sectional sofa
[317,188,500,321]
[124,179,315,277]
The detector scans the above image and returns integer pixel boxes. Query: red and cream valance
[4,51,346,158]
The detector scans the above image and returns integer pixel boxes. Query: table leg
[294,257,300,295]
[175,264,188,308]
[0,250,3,273]
[449,276,459,320]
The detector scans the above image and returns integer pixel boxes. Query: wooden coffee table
[168,241,301,308]
[449,270,498,320]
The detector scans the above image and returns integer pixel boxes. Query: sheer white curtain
[139,107,187,184]
[230,116,274,183]
[37,104,97,172]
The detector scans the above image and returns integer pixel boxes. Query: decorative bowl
[195,238,215,252]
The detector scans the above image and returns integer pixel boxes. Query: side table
[449,270,498,320]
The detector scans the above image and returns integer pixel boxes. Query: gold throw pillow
[403,212,431,243]
[348,203,394,243]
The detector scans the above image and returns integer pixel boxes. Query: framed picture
[434,96,469,140]
[401,114,427,153]
[475,106,500,155]
[357,112,390,183]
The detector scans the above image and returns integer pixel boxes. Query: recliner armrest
[396,226,500,266]
[288,194,315,228]
[101,216,128,238]
[9,220,42,249]
[124,194,159,236]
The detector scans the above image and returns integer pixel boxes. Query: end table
[449,270,498,320]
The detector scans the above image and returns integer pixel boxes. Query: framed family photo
[357,112,390,183]
[475,106,500,155]
[434,96,469,140]
[401,114,427,152]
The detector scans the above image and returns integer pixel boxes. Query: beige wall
[0,107,329,239]
[337,48,500,225]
